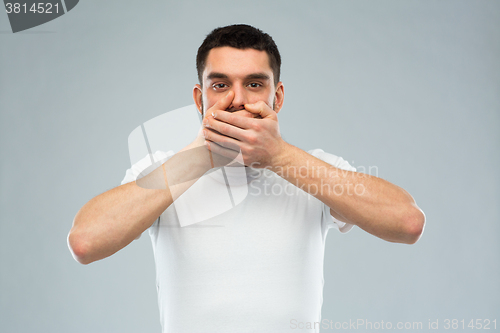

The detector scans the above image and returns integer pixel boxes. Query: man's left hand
[202,101,288,168]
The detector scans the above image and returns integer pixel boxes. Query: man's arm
[202,101,425,244]
[68,95,239,264]
[68,142,210,264]
[271,145,425,244]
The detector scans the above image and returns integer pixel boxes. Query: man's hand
[202,97,288,169]
[193,91,246,168]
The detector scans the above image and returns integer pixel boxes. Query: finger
[212,91,234,114]
[206,111,252,133]
[206,118,246,141]
[205,141,244,166]
[244,101,276,119]
[202,124,239,142]
[233,109,262,119]
[203,128,241,151]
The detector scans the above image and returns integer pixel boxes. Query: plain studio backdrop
[1,1,498,332]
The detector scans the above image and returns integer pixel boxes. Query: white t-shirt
[121,148,356,333]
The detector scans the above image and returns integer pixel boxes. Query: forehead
[203,47,273,80]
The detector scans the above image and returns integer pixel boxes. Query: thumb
[213,91,234,112]
[244,101,276,119]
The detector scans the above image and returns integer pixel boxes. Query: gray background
[1,0,499,332]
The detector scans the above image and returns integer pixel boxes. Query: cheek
[249,91,275,108]
[268,95,276,110]
[265,88,277,107]
[202,93,216,111]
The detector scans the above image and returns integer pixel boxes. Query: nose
[228,84,247,111]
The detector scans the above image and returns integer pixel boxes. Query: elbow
[67,229,94,265]
[402,206,426,245]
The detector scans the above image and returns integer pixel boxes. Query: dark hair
[196,24,281,86]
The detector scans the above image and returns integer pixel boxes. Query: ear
[193,84,203,115]
[273,82,284,113]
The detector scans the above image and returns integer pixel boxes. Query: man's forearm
[68,180,171,264]
[68,141,223,264]
[271,143,425,244]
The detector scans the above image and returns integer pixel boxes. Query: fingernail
[212,112,216,118]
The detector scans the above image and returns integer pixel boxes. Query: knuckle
[247,146,255,155]
[238,110,252,118]
[247,135,257,145]
[250,121,261,131]
[216,133,226,143]
[221,123,230,134]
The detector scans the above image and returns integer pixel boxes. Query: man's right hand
[198,91,262,167]
[197,91,258,168]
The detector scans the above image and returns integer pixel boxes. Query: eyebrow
[246,73,271,81]
[206,72,228,80]
[206,72,271,81]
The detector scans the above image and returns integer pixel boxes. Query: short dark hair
[196,24,281,86]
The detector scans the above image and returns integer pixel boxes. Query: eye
[212,83,228,90]
[248,82,262,88]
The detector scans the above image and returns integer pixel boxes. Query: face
[193,47,284,117]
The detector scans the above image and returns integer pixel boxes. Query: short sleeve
[120,150,174,239]
[121,150,175,185]
[308,148,356,233]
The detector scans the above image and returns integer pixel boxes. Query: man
[68,24,425,332]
